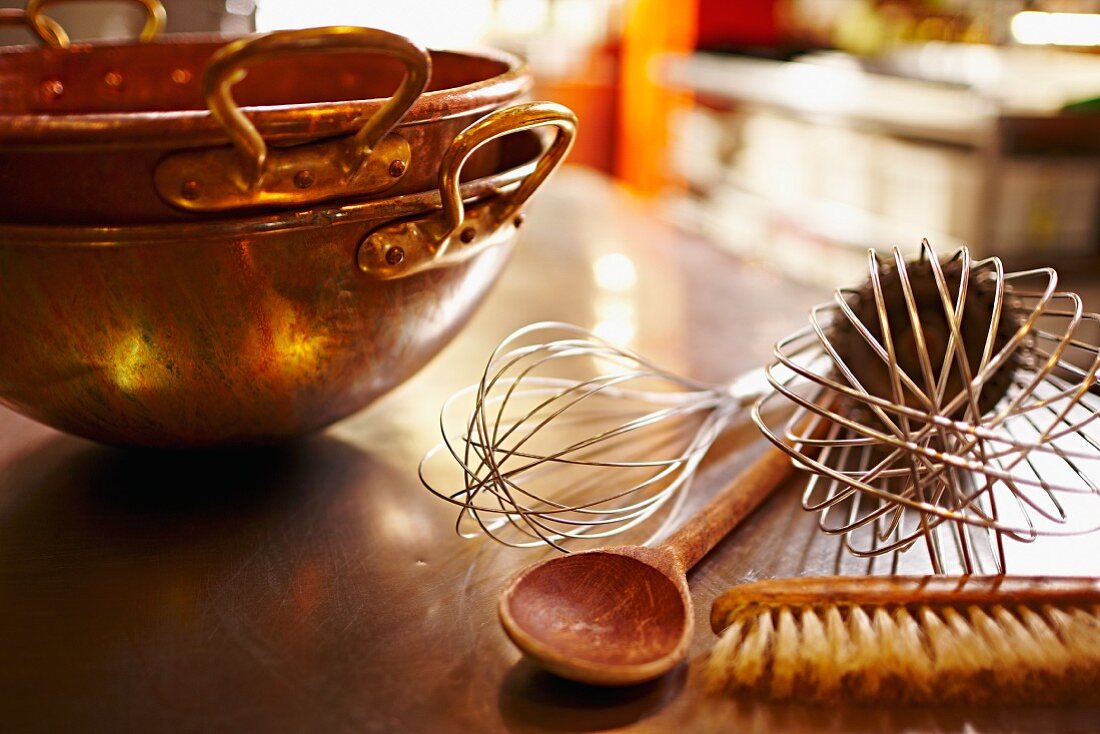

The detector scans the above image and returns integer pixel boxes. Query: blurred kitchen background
[4,0,1098,286]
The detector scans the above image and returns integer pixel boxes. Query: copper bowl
[0,102,576,447]
[0,12,529,223]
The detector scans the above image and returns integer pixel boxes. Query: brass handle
[204,26,430,188]
[24,0,165,47]
[358,101,577,280]
[435,101,577,245]
[0,7,67,47]
[153,26,431,212]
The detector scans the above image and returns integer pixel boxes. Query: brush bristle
[705,601,1100,704]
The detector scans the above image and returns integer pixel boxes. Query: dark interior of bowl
[0,42,512,115]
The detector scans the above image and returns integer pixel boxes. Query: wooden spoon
[498,443,797,686]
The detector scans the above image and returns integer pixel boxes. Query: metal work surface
[1,169,1098,732]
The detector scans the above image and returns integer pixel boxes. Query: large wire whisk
[758,242,1100,573]
[420,241,1100,571]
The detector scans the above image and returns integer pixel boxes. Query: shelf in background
[662,48,1100,281]
[665,51,997,147]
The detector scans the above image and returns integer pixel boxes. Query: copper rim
[0,38,530,149]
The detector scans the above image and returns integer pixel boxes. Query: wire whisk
[757,242,1100,573]
[421,241,1100,571]
[420,322,756,549]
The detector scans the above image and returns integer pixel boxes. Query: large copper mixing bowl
[0,5,529,223]
[0,102,576,447]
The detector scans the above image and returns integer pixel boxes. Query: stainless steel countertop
[1,169,1097,732]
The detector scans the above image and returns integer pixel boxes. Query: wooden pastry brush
[706,575,1100,705]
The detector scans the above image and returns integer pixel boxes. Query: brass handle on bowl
[0,7,67,47]
[24,0,165,47]
[153,26,431,213]
[357,101,577,280]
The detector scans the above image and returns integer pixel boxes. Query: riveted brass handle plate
[24,0,165,47]
[153,26,430,213]
[357,101,577,280]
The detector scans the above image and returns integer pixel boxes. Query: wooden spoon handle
[660,443,796,571]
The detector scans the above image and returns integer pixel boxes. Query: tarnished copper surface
[0,122,560,448]
[0,32,529,222]
[2,171,1097,731]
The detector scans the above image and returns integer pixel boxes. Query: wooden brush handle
[712,575,1100,633]
[661,443,797,571]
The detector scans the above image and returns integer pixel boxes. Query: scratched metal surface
[1,169,1098,732]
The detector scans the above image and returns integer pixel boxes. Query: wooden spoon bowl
[498,444,797,686]
[499,546,689,686]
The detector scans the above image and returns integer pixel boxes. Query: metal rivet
[389,159,406,178]
[38,77,63,102]
[459,228,477,244]
[180,180,202,200]
[103,71,123,89]
[294,170,315,189]
[385,246,405,266]
[171,68,192,85]
[513,214,525,228]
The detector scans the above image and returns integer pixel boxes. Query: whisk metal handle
[661,444,797,571]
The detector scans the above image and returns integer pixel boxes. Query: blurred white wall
[255,0,493,48]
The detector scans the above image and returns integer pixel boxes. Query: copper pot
[0,102,576,447]
[0,7,529,223]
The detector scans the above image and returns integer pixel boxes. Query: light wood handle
[660,444,797,571]
[711,575,1100,633]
